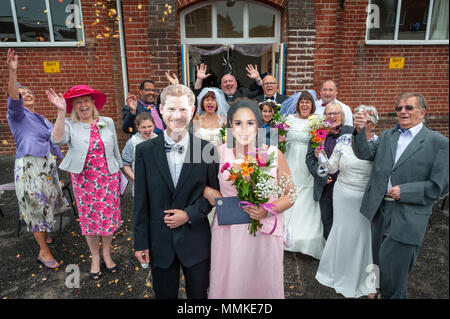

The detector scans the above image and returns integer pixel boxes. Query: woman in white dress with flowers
[315,105,379,298]
[281,91,324,259]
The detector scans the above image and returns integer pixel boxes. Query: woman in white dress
[193,87,229,147]
[193,88,229,224]
[315,105,379,298]
[281,91,325,259]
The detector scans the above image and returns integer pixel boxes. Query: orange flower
[229,173,238,182]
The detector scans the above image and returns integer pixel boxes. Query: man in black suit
[133,84,220,299]
[192,63,263,103]
[254,75,288,104]
[122,80,165,135]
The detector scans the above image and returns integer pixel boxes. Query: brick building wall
[0,0,448,156]
[313,0,449,136]
[0,0,126,155]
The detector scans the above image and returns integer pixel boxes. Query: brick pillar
[285,0,316,95]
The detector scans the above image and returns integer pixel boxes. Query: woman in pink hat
[47,85,123,280]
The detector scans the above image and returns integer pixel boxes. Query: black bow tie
[164,142,184,154]
[396,123,406,133]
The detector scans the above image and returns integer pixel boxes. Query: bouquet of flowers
[220,149,296,236]
[272,103,290,153]
[307,114,331,149]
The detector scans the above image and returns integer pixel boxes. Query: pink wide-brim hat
[63,85,107,114]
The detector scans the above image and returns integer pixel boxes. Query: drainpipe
[116,0,128,104]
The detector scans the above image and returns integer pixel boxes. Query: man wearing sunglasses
[122,80,165,135]
[352,92,449,299]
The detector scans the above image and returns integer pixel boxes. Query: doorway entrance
[180,1,285,93]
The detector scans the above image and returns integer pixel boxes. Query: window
[181,1,280,45]
[0,0,84,47]
[366,0,449,44]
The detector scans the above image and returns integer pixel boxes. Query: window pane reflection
[367,0,397,40]
[248,3,275,37]
[15,0,50,42]
[50,0,80,41]
[216,2,243,38]
[0,1,17,42]
[185,5,212,38]
[398,0,428,40]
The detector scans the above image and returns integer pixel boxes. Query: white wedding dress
[195,127,222,148]
[315,133,377,298]
[283,115,325,259]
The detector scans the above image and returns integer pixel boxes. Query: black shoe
[106,265,118,273]
[89,272,102,280]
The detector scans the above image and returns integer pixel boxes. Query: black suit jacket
[254,93,289,104]
[122,97,164,135]
[133,133,219,268]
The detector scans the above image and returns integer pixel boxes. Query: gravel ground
[0,154,448,300]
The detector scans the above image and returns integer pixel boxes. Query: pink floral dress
[71,121,121,236]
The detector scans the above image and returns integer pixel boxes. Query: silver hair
[354,105,379,124]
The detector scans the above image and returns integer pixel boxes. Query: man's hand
[196,63,211,81]
[126,92,138,114]
[165,72,179,85]
[326,177,333,184]
[245,64,261,83]
[387,186,401,201]
[135,249,150,264]
[354,109,367,133]
[164,209,190,229]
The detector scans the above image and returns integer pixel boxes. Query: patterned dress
[71,121,121,236]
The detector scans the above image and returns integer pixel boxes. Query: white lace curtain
[430,0,449,40]
[187,44,273,57]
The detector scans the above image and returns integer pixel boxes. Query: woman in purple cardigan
[6,49,68,269]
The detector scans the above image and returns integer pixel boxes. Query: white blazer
[51,116,123,174]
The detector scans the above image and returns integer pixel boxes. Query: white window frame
[0,0,85,47]
[366,0,449,45]
[180,0,280,45]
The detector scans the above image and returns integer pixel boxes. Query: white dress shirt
[388,122,424,189]
[164,131,189,188]
[315,99,354,127]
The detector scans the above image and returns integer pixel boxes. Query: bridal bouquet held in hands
[220,148,296,236]
[307,114,332,177]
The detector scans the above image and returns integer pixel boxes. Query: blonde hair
[70,95,100,123]
[324,101,346,124]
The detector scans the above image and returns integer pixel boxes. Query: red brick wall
[314,0,449,136]
[0,0,126,155]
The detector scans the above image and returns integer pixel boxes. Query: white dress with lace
[195,127,222,148]
[282,115,325,259]
[315,133,378,298]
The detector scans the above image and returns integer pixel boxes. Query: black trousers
[151,256,210,299]
[319,196,333,240]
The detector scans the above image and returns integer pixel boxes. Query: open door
[181,43,285,93]
[181,44,190,86]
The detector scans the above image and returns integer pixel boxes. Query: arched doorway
[180,0,285,93]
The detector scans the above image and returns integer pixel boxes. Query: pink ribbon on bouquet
[239,201,279,235]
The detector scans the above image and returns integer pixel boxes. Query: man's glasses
[325,112,340,117]
[395,105,415,112]
[142,88,157,93]
[263,82,277,86]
